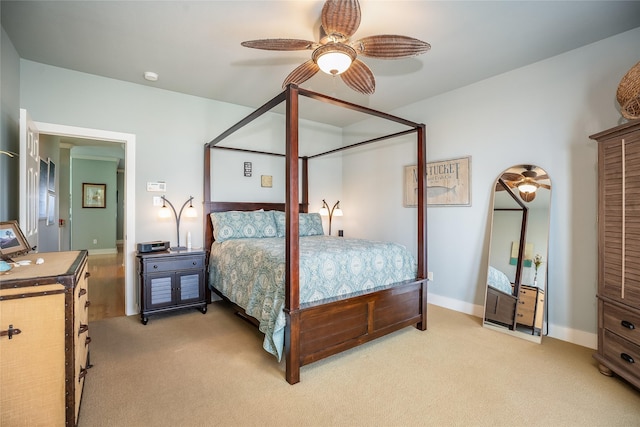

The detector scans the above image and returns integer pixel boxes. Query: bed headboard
[203,201,307,251]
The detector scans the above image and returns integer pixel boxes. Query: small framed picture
[0,220,31,258]
[82,183,106,208]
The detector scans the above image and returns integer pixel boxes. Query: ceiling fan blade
[340,59,375,95]
[352,35,431,59]
[241,39,317,51]
[535,174,550,181]
[321,0,361,38]
[501,173,523,181]
[282,60,320,88]
[538,183,551,190]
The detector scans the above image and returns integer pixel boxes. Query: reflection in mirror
[483,165,551,343]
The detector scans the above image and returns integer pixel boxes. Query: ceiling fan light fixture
[313,44,356,75]
[518,182,538,194]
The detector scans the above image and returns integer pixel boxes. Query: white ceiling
[3,0,640,127]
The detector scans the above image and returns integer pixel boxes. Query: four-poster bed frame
[203,84,427,384]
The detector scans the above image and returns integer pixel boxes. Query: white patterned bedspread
[208,236,417,361]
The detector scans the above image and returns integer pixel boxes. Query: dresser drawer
[142,256,204,273]
[603,329,640,380]
[603,302,640,346]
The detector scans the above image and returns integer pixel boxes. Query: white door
[19,109,39,250]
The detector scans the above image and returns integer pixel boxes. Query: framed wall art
[426,156,471,206]
[82,183,106,208]
[403,165,418,207]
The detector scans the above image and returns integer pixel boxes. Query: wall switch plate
[427,271,434,281]
[152,196,163,206]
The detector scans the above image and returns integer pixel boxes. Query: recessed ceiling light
[144,71,159,82]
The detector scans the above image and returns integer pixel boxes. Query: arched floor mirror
[483,165,551,343]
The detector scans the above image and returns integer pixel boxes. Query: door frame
[34,121,137,316]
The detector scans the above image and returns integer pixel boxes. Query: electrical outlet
[427,271,434,281]
[93,239,98,245]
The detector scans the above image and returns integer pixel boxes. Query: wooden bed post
[417,124,428,331]
[284,84,301,384]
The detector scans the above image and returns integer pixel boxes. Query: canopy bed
[203,84,427,384]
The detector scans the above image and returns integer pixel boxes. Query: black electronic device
[137,241,170,253]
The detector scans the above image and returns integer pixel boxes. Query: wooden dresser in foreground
[0,250,91,426]
[590,120,640,390]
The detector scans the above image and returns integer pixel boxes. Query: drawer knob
[85,300,91,309]
[85,336,92,347]
[85,271,91,279]
[78,288,87,297]
[192,261,197,265]
[621,320,635,330]
[153,264,158,269]
[621,353,635,364]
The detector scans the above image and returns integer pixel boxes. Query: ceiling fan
[497,165,551,202]
[240,0,431,95]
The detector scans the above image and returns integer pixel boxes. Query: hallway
[87,244,125,322]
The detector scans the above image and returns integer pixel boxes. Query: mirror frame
[483,165,551,343]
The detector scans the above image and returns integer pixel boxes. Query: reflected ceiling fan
[240,0,431,95]
[497,165,551,202]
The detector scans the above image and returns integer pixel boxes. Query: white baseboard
[428,293,597,349]
[87,248,118,255]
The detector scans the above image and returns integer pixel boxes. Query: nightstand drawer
[143,256,204,273]
[603,302,640,346]
[603,329,640,380]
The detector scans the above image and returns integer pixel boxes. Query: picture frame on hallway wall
[82,183,106,208]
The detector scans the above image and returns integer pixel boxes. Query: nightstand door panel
[146,274,175,308]
[178,271,204,303]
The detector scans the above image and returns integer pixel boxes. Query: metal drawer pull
[621,320,635,330]
[621,353,635,364]
[153,264,159,269]
[78,323,89,335]
[1,324,22,339]
[85,300,91,308]
[84,271,91,279]
[78,366,88,382]
[78,288,87,297]
[85,336,92,347]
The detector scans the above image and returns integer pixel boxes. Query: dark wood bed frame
[203,84,428,384]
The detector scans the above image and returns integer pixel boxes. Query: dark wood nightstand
[136,249,207,324]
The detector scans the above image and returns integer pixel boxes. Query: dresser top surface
[1,251,85,284]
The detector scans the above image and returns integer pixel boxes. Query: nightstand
[137,249,207,324]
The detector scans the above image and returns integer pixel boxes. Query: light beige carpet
[79,303,640,426]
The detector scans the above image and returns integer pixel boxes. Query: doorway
[28,118,137,317]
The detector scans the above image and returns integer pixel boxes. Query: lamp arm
[162,196,193,249]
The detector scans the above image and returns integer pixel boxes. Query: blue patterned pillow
[210,210,277,242]
[272,211,325,237]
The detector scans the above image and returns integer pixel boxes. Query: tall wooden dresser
[590,120,640,389]
[0,250,91,426]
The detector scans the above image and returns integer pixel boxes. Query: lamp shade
[158,205,172,218]
[518,182,537,193]
[317,51,352,75]
[333,207,343,217]
[319,207,329,216]
[313,44,356,76]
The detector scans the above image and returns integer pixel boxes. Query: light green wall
[0,26,20,221]
[71,158,117,251]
